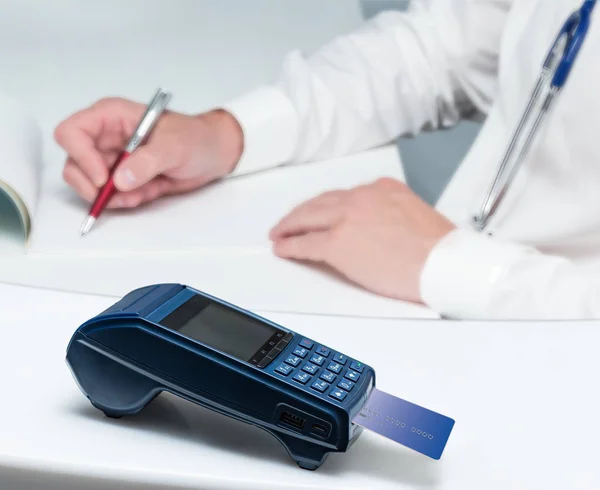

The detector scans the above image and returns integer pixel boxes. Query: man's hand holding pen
[54,95,244,212]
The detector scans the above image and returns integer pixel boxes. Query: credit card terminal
[66,283,375,470]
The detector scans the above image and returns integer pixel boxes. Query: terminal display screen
[161,294,279,361]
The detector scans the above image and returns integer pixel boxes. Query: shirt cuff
[222,85,299,176]
[419,228,539,319]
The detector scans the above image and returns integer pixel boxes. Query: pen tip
[80,216,96,236]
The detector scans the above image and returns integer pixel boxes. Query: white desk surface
[1,282,600,490]
[3,4,597,489]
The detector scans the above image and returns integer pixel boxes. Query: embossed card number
[352,388,455,460]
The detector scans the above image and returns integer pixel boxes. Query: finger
[54,106,118,186]
[111,179,168,208]
[62,158,124,208]
[62,159,100,203]
[298,190,346,209]
[373,177,405,190]
[54,100,142,186]
[272,231,333,262]
[270,194,345,239]
[96,131,129,152]
[55,126,108,188]
[102,149,122,169]
[270,207,342,240]
[115,173,212,207]
[81,100,140,152]
[112,146,172,192]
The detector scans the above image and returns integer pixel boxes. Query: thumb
[113,146,171,191]
[272,231,332,262]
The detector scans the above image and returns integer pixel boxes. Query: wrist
[203,109,244,175]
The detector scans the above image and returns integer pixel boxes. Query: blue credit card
[352,388,455,460]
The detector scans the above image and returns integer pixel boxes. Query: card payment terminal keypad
[274,337,364,403]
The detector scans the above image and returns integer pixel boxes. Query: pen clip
[125,88,172,152]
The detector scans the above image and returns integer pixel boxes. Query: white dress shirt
[222,0,600,320]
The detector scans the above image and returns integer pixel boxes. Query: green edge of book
[0,180,30,243]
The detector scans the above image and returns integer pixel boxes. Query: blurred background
[362,0,481,205]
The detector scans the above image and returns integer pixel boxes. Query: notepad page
[0,190,27,252]
[27,146,404,255]
[0,92,43,232]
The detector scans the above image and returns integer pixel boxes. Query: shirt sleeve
[224,0,514,176]
[420,228,600,319]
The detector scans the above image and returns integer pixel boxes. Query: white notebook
[0,94,43,245]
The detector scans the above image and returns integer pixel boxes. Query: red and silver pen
[80,88,172,236]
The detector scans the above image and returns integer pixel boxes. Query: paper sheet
[0,190,26,252]
[0,92,43,230]
[28,146,404,255]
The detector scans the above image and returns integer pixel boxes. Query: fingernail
[92,165,108,187]
[115,168,136,189]
[93,173,106,187]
